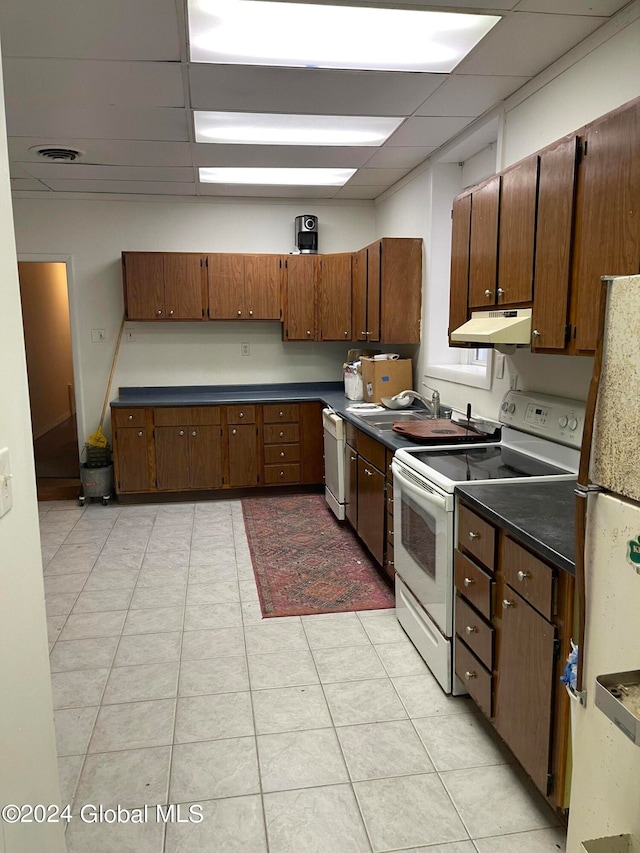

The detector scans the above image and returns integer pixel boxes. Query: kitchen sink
[362,411,432,430]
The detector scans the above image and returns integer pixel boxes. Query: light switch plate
[0,447,14,518]
[91,329,105,342]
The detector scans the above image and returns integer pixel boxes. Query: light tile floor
[40,498,568,853]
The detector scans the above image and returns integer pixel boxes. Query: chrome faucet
[392,388,440,419]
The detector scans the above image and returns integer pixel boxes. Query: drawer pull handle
[128,414,133,420]
[279,411,284,417]
[503,599,514,608]
[517,570,530,582]
[468,531,480,540]
[463,577,474,587]
[464,670,477,680]
[279,431,284,437]
[239,412,244,418]
[465,625,477,635]
[280,451,285,458]
[280,471,285,477]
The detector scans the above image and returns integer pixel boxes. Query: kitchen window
[426,347,494,390]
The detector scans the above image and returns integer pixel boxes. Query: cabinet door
[379,238,422,343]
[244,255,282,320]
[449,194,472,345]
[497,156,538,305]
[155,426,190,490]
[352,249,368,343]
[495,586,556,795]
[208,254,245,319]
[357,457,384,564]
[468,176,501,309]
[366,242,381,343]
[114,427,151,492]
[123,253,165,320]
[319,254,352,341]
[532,136,579,351]
[189,425,223,489]
[284,255,317,341]
[228,424,258,487]
[345,443,358,528]
[164,254,204,320]
[299,401,324,485]
[572,100,640,352]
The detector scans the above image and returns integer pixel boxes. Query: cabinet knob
[517,570,530,582]
[179,430,185,436]
[389,560,394,567]
[128,414,133,420]
[464,670,477,680]
[232,429,237,435]
[484,290,493,298]
[239,412,244,418]
[463,577,474,587]
[279,411,284,417]
[497,287,505,296]
[344,331,349,337]
[156,309,163,316]
[280,470,285,477]
[306,330,311,337]
[279,431,284,437]
[468,531,480,540]
[465,625,477,635]
[503,599,514,608]
[168,309,174,316]
[192,430,197,437]
[280,451,285,458]
[237,310,242,316]
[532,329,541,338]
[137,431,143,437]
[350,455,357,462]
[364,468,373,477]
[249,310,253,316]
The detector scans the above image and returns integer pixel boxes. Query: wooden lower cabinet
[454,499,574,808]
[345,441,358,528]
[114,426,152,493]
[228,424,259,487]
[155,425,223,490]
[357,456,385,564]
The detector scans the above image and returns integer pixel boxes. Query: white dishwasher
[322,408,346,520]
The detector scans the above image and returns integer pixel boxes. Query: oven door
[392,459,454,637]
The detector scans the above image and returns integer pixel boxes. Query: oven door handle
[393,465,449,512]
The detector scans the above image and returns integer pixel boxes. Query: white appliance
[323,408,346,520]
[392,390,586,695]
[567,275,640,851]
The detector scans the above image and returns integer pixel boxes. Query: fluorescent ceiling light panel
[198,167,356,186]
[194,112,403,146]
[188,0,500,73]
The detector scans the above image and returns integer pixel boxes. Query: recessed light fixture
[188,0,500,73]
[198,167,357,186]
[194,112,403,147]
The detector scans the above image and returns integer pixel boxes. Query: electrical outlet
[510,372,519,391]
[241,343,250,357]
[126,330,135,342]
[91,329,105,343]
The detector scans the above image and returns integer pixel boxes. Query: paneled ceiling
[0,0,631,200]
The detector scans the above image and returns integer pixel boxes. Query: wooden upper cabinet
[283,255,318,341]
[572,99,640,353]
[497,155,538,306]
[449,193,472,345]
[366,242,382,343]
[532,135,579,351]
[319,254,352,341]
[352,248,368,343]
[468,176,501,309]
[123,252,204,320]
[208,253,281,320]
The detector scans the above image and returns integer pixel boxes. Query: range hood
[450,308,532,345]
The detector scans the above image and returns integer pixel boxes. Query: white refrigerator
[567,274,640,852]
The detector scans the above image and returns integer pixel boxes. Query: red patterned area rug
[241,493,394,618]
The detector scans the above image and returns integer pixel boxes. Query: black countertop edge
[455,480,577,576]
[111,383,425,453]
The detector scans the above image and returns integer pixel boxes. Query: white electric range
[391,390,586,695]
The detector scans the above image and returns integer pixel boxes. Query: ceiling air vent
[32,146,83,162]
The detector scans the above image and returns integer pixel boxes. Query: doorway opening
[18,261,80,501]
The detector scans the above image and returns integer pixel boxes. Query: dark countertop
[111,383,425,452]
[455,479,577,575]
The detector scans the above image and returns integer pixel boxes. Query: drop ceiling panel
[333,186,385,200]
[10,177,49,192]
[456,11,607,76]
[416,74,531,117]
[514,0,628,13]
[8,138,194,168]
[7,107,190,142]
[197,184,338,198]
[0,0,181,60]
[386,116,473,147]
[3,60,185,109]
[362,147,437,169]
[346,168,411,186]
[192,145,373,168]
[20,163,195,183]
[40,180,197,195]
[189,65,447,117]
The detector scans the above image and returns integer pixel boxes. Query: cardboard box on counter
[360,357,413,404]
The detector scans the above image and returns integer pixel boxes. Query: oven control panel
[499,391,585,448]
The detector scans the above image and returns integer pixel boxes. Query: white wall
[12,198,376,444]
[0,49,66,853]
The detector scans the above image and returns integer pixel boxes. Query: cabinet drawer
[264,444,301,464]
[458,503,496,571]
[264,463,300,484]
[263,403,300,423]
[153,406,221,426]
[455,637,492,718]
[112,407,146,428]
[455,594,493,669]
[454,549,493,619]
[264,423,300,444]
[358,432,386,471]
[226,405,256,424]
[502,537,554,620]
